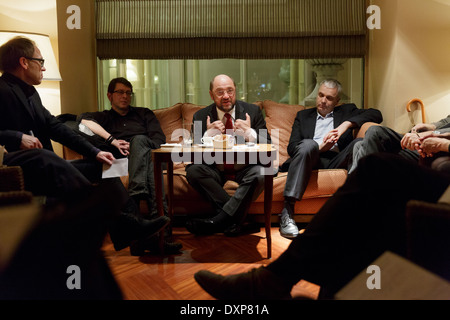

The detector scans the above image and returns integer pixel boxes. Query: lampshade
[0,31,62,81]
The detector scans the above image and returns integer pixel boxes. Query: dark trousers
[349,126,420,173]
[186,164,265,221]
[127,135,156,199]
[4,149,92,198]
[4,148,129,211]
[283,138,361,200]
[267,153,450,297]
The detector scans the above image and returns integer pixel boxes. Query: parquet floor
[102,225,320,300]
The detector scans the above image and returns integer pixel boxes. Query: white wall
[368,0,450,132]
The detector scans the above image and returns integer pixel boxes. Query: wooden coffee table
[152,144,277,259]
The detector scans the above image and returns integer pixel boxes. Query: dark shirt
[78,107,166,149]
[0,73,100,158]
[3,72,36,99]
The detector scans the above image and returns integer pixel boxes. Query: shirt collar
[216,106,235,122]
[317,111,334,120]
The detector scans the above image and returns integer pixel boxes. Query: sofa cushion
[181,103,206,132]
[153,103,183,143]
[260,100,305,167]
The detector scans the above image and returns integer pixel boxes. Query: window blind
[96,0,367,59]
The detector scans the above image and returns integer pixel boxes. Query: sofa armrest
[355,122,381,139]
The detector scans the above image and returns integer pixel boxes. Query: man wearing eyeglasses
[78,77,182,255]
[0,37,169,256]
[185,74,271,235]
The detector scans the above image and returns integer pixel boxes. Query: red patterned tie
[224,113,233,133]
[223,113,234,179]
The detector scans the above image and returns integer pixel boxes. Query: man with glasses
[185,74,270,235]
[0,37,169,256]
[78,77,182,255]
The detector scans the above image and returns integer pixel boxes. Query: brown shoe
[194,267,292,300]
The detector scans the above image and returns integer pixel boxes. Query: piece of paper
[102,158,128,178]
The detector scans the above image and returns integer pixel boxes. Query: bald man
[185,74,271,235]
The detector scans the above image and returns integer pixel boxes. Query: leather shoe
[224,223,261,237]
[194,267,292,300]
[130,235,183,256]
[185,218,227,235]
[279,213,299,239]
[110,213,170,251]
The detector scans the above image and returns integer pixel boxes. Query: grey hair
[320,79,342,97]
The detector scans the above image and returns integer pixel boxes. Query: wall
[368,0,450,132]
[56,0,97,115]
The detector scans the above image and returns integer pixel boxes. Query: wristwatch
[433,131,441,135]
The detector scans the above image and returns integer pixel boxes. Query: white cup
[213,134,234,149]
[201,136,214,146]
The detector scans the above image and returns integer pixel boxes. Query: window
[97,58,364,111]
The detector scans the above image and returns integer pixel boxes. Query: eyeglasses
[214,88,235,97]
[113,90,133,97]
[25,57,45,68]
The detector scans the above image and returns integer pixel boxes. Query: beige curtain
[96,0,367,59]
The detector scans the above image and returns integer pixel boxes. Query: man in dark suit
[185,74,270,235]
[0,36,169,252]
[279,79,383,239]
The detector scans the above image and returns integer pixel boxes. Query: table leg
[264,172,273,259]
[153,155,165,254]
[167,161,174,221]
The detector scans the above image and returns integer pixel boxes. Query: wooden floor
[102,225,320,300]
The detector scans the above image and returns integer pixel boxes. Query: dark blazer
[287,103,383,157]
[0,73,98,158]
[191,100,270,144]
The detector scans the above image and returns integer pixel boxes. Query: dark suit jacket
[287,103,383,157]
[0,73,98,158]
[191,100,270,144]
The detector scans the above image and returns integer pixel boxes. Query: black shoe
[185,218,228,235]
[130,236,183,256]
[109,213,170,251]
[194,267,292,300]
[224,223,261,237]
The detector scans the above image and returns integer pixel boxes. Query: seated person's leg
[221,164,265,225]
[349,125,418,173]
[127,135,153,199]
[185,164,235,234]
[194,153,450,299]
[431,155,450,174]
[186,163,231,211]
[281,140,320,239]
[4,149,91,198]
[268,153,450,297]
[127,135,182,255]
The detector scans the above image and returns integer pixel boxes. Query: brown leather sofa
[63,100,374,223]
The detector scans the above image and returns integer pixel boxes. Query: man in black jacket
[278,79,383,239]
[0,36,168,253]
[78,77,181,255]
[185,74,271,235]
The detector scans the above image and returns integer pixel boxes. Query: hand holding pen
[20,130,43,150]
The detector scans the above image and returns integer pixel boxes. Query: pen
[29,130,34,137]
